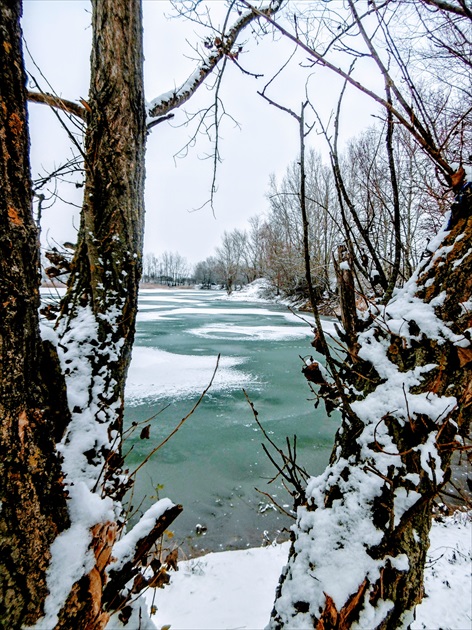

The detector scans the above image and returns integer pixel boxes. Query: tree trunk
[0,2,69,626]
[333,244,359,357]
[270,185,472,628]
[56,0,146,505]
[1,1,154,627]
[48,0,148,625]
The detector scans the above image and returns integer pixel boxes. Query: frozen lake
[124,288,340,555]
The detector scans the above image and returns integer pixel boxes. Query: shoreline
[139,282,197,290]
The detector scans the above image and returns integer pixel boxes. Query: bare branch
[146,113,175,131]
[147,0,283,123]
[27,90,87,121]
[241,0,457,183]
[421,0,472,18]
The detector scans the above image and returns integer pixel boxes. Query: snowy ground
[146,511,471,630]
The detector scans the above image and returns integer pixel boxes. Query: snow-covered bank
[219,278,307,309]
[217,278,276,304]
[146,511,471,630]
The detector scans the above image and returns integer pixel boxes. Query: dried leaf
[302,362,327,385]
[457,346,472,368]
[339,578,368,629]
[88,567,103,618]
[118,606,133,625]
[132,571,149,594]
[316,593,338,629]
[148,567,170,589]
[140,424,151,439]
[451,166,465,190]
[165,548,179,571]
[92,521,117,572]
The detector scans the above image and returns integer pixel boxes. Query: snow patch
[125,347,255,404]
[143,512,471,630]
[188,323,314,341]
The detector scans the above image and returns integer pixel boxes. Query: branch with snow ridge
[103,500,183,613]
[146,0,283,128]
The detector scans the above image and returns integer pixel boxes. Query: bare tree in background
[215,228,248,294]
[265,149,340,302]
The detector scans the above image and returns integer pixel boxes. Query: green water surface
[124,289,340,555]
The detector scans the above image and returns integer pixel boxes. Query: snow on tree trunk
[0,2,182,628]
[0,2,70,626]
[270,184,471,629]
[56,0,146,499]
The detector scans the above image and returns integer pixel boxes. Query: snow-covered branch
[146,0,283,127]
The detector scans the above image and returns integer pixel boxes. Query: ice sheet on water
[277,311,341,338]
[136,303,182,311]
[136,306,291,322]
[188,323,314,341]
[125,346,256,404]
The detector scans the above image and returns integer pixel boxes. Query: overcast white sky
[22,0,379,266]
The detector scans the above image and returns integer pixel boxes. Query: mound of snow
[143,511,471,630]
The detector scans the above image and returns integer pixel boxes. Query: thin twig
[128,355,221,479]
[255,487,296,519]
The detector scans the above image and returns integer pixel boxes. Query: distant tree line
[142,250,193,285]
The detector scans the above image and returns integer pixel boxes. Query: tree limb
[241,0,456,183]
[421,0,472,18]
[146,0,283,122]
[27,90,87,120]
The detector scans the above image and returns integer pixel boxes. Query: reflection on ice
[125,346,255,404]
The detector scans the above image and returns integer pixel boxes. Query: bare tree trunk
[270,185,472,628]
[0,2,69,626]
[57,0,146,499]
[48,1,148,625]
[333,244,359,357]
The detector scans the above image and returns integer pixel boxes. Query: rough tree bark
[270,183,471,628]
[57,0,146,496]
[0,3,69,626]
[40,1,154,626]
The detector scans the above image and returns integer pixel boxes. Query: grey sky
[23,0,378,266]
